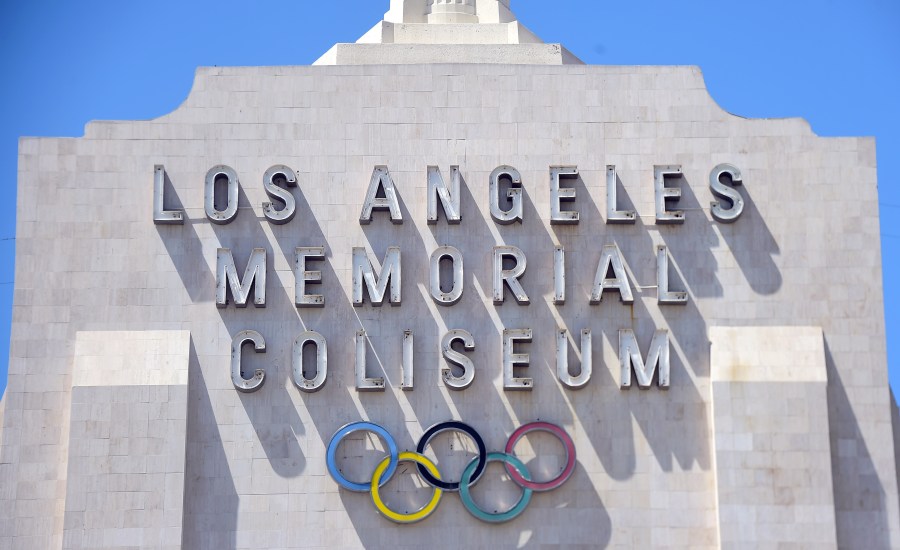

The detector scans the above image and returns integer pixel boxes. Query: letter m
[352,247,401,306]
[216,248,267,308]
[619,329,669,389]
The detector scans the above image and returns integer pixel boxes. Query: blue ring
[327,421,399,492]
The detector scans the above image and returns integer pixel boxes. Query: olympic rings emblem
[326,420,576,524]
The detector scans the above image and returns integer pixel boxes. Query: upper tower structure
[314,0,581,65]
[385,0,510,24]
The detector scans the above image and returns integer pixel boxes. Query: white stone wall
[62,331,189,550]
[0,63,896,548]
[710,326,838,547]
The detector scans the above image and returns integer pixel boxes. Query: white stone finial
[316,0,581,65]
[427,0,477,24]
[384,0,515,24]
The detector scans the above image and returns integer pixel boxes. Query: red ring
[503,421,576,491]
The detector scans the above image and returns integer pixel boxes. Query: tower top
[385,0,515,24]
[314,0,581,65]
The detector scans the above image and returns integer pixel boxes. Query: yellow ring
[370,451,443,523]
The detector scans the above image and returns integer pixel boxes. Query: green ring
[459,452,533,523]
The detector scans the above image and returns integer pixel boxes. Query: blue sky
[1,0,898,398]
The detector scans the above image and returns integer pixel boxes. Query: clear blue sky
[1,0,898,398]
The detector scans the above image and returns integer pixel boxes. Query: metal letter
[441,329,475,390]
[709,163,744,223]
[430,246,464,306]
[153,165,184,225]
[489,165,523,224]
[402,330,414,391]
[216,248,266,308]
[231,330,265,393]
[427,165,462,224]
[295,247,325,308]
[619,329,670,389]
[352,247,402,306]
[262,165,297,225]
[590,244,633,304]
[654,165,684,224]
[557,329,591,390]
[355,329,385,392]
[359,165,402,225]
[493,246,529,305]
[657,245,687,305]
[554,246,566,305]
[292,331,327,392]
[205,165,239,224]
[550,166,579,225]
[606,165,635,224]
[503,328,533,391]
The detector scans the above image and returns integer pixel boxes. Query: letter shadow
[715,181,782,295]
[281,171,437,545]
[155,171,215,304]
[555,174,711,485]
[209,185,308,480]
[426,173,535,431]
[657,175,725,299]
[658,251,710,379]
[156,179,309,532]
[495,176,576,428]
[355,172,458,430]
[431,170,609,544]
[624,297,711,472]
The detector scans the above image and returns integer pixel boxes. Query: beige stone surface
[710,326,827,383]
[72,330,190,387]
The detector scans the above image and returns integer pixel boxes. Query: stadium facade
[1,1,899,547]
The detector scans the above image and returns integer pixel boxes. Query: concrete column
[710,326,838,548]
[62,331,190,550]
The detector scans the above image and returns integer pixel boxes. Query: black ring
[415,420,487,491]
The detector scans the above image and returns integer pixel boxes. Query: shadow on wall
[182,341,239,550]
[713,175,782,296]
[892,389,900,522]
[156,171,215,304]
[158,179,311,481]
[660,171,782,298]
[826,339,891,548]
[659,174,724,299]
[208,185,309,480]
[156,156,723,546]
[340,167,613,548]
